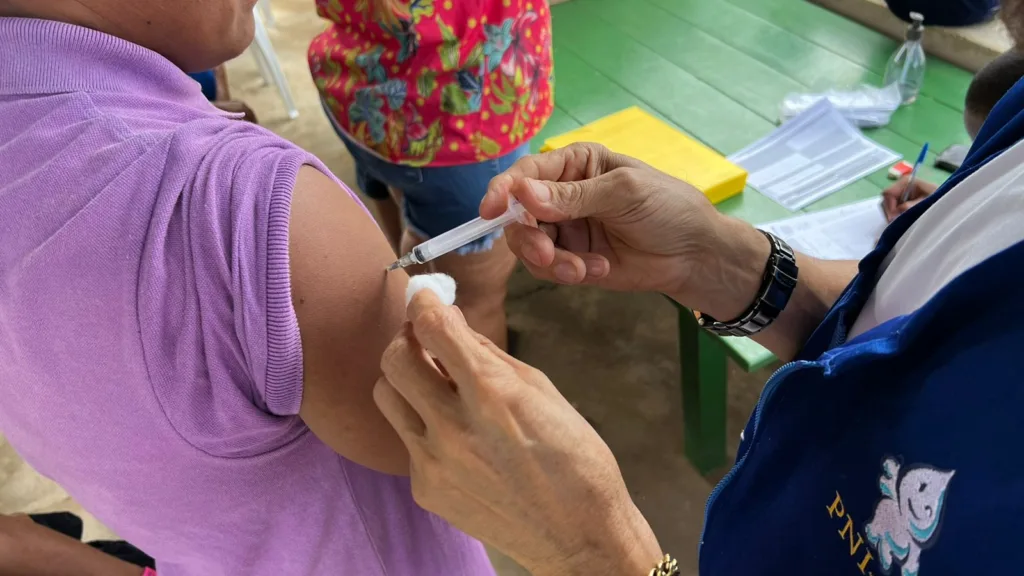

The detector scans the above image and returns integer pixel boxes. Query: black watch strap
[697,230,798,337]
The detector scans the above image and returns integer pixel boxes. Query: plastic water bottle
[883,12,927,105]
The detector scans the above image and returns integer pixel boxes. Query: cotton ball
[405,273,457,307]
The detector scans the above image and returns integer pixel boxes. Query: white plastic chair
[251,8,299,119]
[258,0,276,29]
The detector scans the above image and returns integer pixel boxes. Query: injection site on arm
[289,166,412,475]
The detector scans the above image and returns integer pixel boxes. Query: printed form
[729,100,900,211]
[760,198,887,261]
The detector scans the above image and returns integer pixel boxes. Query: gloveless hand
[481,143,769,321]
[881,174,938,222]
[373,290,662,576]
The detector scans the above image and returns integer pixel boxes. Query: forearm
[675,215,858,361]
[754,255,857,360]
[0,516,143,576]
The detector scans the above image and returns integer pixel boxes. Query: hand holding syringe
[387,200,528,271]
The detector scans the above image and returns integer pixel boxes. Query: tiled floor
[0,1,972,575]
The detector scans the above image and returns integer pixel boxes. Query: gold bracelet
[648,554,680,576]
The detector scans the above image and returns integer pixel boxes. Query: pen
[899,142,929,204]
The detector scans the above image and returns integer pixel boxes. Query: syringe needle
[386,253,418,272]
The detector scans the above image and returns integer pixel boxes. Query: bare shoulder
[289,165,410,475]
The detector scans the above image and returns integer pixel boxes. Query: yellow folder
[541,107,747,204]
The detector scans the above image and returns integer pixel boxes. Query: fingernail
[527,178,551,203]
[584,256,608,277]
[555,262,577,283]
[521,243,541,266]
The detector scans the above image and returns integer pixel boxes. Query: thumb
[513,171,630,223]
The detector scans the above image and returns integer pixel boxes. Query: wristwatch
[696,230,798,337]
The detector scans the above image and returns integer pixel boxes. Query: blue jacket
[700,80,1024,576]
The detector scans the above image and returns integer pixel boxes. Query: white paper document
[728,100,901,211]
[760,199,887,261]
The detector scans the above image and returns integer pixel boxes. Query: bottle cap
[907,12,924,41]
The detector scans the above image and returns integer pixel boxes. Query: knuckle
[558,181,588,214]
[515,154,540,177]
[559,144,594,180]
[477,377,522,410]
[417,458,447,493]
[612,167,644,196]
[581,141,610,162]
[520,363,549,384]
[379,335,408,373]
[418,306,455,335]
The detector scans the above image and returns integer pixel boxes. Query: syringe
[387,201,528,271]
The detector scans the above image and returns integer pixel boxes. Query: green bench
[539,0,974,475]
[675,306,777,474]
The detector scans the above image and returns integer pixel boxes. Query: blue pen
[899,142,930,204]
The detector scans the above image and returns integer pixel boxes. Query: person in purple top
[0,1,492,575]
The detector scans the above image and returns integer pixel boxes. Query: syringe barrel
[413,202,526,262]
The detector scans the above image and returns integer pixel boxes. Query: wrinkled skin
[0,0,257,72]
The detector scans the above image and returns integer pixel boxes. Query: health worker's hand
[482,143,769,321]
[882,175,939,222]
[373,290,662,576]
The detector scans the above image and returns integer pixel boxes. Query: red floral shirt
[309,0,554,167]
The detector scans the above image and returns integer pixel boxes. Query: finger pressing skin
[380,323,457,419]
[407,290,511,392]
[373,377,427,446]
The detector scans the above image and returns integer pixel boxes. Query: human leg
[398,148,528,349]
[350,144,529,349]
[371,194,404,255]
[428,234,516,350]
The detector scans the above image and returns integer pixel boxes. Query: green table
[538,0,974,474]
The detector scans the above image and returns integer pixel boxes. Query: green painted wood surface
[547,0,973,368]
[719,0,972,111]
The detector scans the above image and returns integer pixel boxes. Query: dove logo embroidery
[865,458,954,576]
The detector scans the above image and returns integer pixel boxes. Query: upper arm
[289,166,410,475]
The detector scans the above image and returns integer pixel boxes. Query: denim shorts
[327,111,530,254]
